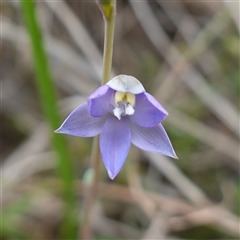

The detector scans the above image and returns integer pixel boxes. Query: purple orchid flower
[55,75,177,179]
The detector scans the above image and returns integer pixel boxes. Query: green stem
[21,1,76,238]
[102,3,116,84]
[81,1,116,239]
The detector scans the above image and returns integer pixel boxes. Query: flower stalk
[81,1,116,239]
[101,0,116,84]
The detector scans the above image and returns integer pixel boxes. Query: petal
[107,75,145,94]
[130,92,168,127]
[100,116,131,179]
[55,103,106,137]
[88,85,114,117]
[131,122,177,158]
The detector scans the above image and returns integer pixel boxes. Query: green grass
[21,0,77,238]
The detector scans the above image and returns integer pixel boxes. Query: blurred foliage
[1,0,239,239]
[2,197,31,239]
[177,225,238,240]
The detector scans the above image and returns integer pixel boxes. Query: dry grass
[1,0,239,239]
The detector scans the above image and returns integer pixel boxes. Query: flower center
[113,91,135,120]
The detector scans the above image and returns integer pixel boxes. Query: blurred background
[1,0,239,239]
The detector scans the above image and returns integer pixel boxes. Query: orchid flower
[55,75,177,179]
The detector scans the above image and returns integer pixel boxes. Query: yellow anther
[126,92,135,106]
[114,91,136,106]
[114,91,125,105]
